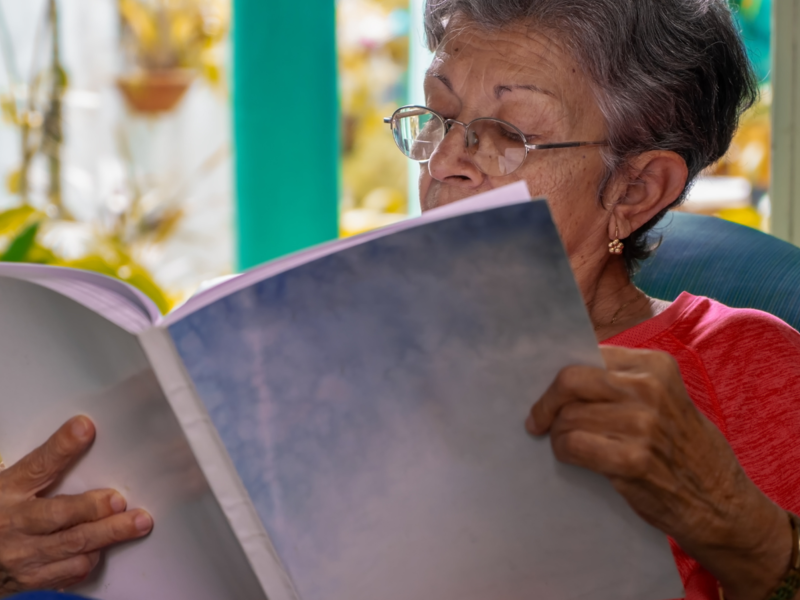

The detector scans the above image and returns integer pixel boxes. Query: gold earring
[609,226,624,255]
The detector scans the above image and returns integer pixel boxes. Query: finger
[15,490,127,535]
[526,365,621,435]
[550,428,651,479]
[3,417,96,498]
[550,402,661,440]
[16,551,102,591]
[39,509,153,561]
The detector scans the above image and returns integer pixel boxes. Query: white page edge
[137,327,301,600]
[0,263,160,333]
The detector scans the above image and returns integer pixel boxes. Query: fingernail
[71,417,90,440]
[135,511,153,534]
[110,493,126,514]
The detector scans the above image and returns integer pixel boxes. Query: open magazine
[0,182,684,600]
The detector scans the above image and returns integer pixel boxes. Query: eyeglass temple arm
[526,141,607,150]
[382,115,606,149]
[384,108,432,124]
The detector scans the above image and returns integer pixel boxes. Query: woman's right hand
[527,347,792,600]
[0,416,153,596]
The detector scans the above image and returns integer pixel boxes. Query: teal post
[233,0,339,270]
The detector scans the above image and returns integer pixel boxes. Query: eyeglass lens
[391,108,528,176]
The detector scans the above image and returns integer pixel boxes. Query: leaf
[5,168,22,195]
[119,0,158,46]
[61,254,116,277]
[0,206,38,235]
[170,13,196,47]
[0,95,19,125]
[24,243,58,264]
[53,65,69,94]
[148,206,184,244]
[738,0,763,20]
[2,221,40,262]
[200,59,222,87]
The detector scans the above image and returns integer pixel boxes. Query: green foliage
[0,206,38,235]
[0,205,172,314]
[2,221,40,261]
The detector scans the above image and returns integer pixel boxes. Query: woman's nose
[426,125,484,187]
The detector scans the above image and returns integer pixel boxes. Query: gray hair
[424,0,758,273]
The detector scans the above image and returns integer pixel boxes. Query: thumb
[2,416,95,499]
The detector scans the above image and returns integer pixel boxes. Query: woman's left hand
[528,346,793,600]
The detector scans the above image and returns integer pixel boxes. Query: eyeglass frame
[384,105,608,175]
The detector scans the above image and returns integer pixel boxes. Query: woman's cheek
[418,164,433,211]
[526,162,606,255]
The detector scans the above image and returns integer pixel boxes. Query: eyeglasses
[384,105,607,177]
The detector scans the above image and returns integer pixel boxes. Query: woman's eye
[497,124,523,141]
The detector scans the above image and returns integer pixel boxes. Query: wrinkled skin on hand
[528,346,795,600]
[0,416,153,596]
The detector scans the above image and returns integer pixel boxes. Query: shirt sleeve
[694,308,800,512]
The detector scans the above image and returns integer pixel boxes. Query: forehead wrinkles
[433,21,586,126]
[439,25,561,83]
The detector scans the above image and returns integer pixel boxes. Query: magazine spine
[138,326,300,600]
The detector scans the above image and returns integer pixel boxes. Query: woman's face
[419,19,613,265]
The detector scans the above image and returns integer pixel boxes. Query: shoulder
[665,295,800,433]
[618,293,800,426]
[667,298,800,509]
[666,294,800,356]
[608,292,800,355]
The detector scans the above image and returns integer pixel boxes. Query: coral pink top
[606,293,800,599]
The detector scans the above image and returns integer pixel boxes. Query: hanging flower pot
[116,69,195,114]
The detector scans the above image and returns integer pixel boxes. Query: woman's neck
[578,257,670,343]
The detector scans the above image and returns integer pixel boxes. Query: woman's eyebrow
[426,71,454,92]
[496,83,557,99]
[424,72,556,100]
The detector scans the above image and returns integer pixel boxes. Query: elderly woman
[383,0,800,599]
[2,1,799,599]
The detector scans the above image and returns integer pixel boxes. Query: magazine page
[164,196,684,600]
[164,180,532,326]
[0,276,266,600]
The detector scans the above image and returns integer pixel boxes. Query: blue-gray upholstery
[9,594,90,600]
[635,212,800,331]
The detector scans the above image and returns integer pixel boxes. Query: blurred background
[0,0,776,311]
[0,0,231,310]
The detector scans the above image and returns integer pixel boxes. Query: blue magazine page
[164,195,684,600]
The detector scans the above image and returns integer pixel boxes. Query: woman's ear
[609,151,688,240]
